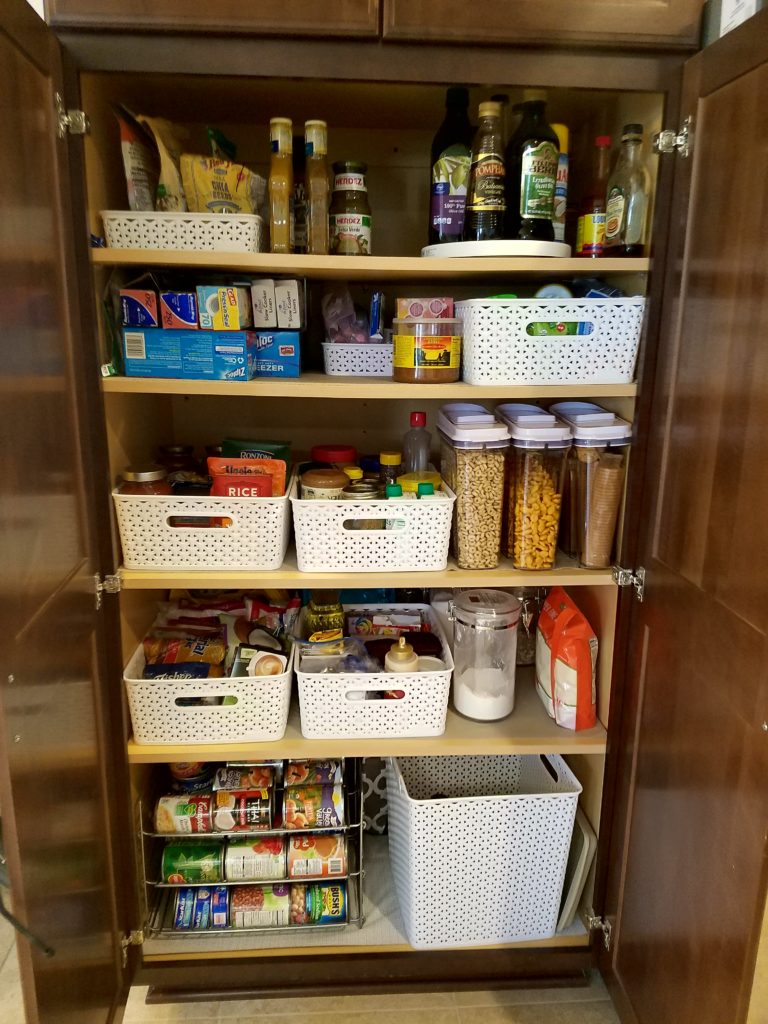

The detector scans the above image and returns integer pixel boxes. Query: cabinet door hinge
[652,115,693,158]
[120,929,144,969]
[94,572,121,610]
[612,565,646,602]
[55,93,90,138]
[586,911,613,951]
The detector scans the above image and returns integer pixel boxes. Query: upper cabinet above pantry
[46,0,381,37]
[381,0,703,48]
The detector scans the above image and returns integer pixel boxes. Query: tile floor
[0,912,619,1024]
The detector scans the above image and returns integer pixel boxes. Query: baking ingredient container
[497,408,570,570]
[451,589,521,720]
[550,402,631,567]
[438,405,510,569]
[392,318,462,383]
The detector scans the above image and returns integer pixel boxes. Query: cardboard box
[252,331,301,378]
[250,279,277,328]
[122,327,258,380]
[120,288,159,326]
[275,279,303,329]
[160,291,198,330]
[196,286,253,330]
[395,297,454,320]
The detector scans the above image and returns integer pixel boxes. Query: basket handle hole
[540,754,559,782]
[525,321,594,336]
[166,516,233,529]
[341,518,390,531]
[173,696,238,708]
[345,689,405,702]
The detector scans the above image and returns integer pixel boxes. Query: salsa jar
[118,466,172,495]
[329,161,372,256]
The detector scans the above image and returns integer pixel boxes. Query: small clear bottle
[402,412,431,474]
[604,124,651,257]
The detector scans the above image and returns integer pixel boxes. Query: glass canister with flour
[450,589,521,721]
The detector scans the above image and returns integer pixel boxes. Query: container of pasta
[496,408,571,571]
[550,402,631,568]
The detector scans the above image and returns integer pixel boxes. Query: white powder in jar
[453,666,515,720]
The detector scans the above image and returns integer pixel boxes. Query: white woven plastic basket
[101,210,264,252]
[112,475,292,571]
[456,297,645,385]
[385,754,581,948]
[124,643,293,745]
[290,477,455,573]
[297,605,453,739]
[322,343,393,377]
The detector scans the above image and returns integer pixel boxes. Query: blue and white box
[122,327,258,380]
[252,331,301,377]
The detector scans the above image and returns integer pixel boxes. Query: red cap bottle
[410,411,427,428]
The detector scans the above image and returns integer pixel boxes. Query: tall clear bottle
[304,120,330,255]
[503,100,559,242]
[403,411,431,474]
[429,86,475,245]
[604,124,651,257]
[462,101,506,243]
[269,117,293,254]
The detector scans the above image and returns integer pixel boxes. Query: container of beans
[497,409,571,571]
[437,404,510,569]
[550,402,632,568]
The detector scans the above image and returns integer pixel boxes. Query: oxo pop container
[550,402,632,568]
[438,404,510,569]
[496,408,571,571]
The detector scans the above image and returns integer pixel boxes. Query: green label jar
[329,160,372,256]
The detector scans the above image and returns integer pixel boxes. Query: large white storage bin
[124,643,293,745]
[385,754,581,948]
[101,210,264,253]
[297,605,453,739]
[290,477,455,573]
[456,297,645,385]
[112,477,292,572]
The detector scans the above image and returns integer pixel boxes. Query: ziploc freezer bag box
[252,331,301,377]
[122,327,258,380]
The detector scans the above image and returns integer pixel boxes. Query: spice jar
[305,590,345,636]
[329,161,372,256]
[392,318,462,384]
[451,589,521,720]
[379,451,402,487]
[118,465,172,495]
[497,410,571,571]
[438,405,510,569]
[550,402,632,568]
[300,468,349,499]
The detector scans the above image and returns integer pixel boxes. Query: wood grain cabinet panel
[47,0,380,37]
[382,0,702,48]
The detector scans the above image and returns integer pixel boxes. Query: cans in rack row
[155,784,344,834]
[161,833,348,883]
[173,881,348,930]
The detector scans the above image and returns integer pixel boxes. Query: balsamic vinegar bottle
[462,101,506,243]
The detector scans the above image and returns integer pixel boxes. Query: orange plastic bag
[207,457,286,497]
[535,587,597,731]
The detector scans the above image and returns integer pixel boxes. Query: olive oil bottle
[504,100,559,242]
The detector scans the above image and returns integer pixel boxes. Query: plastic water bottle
[403,412,431,474]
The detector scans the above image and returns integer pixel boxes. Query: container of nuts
[438,403,511,570]
[497,408,571,571]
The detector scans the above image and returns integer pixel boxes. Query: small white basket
[112,474,292,572]
[456,297,645,385]
[124,643,293,745]
[386,754,582,948]
[101,210,264,253]
[296,605,453,739]
[290,477,455,573]
[322,342,393,377]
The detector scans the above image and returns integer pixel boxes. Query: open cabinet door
[601,11,768,1024]
[0,1,130,1022]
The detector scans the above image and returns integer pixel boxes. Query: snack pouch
[114,105,158,211]
[136,115,188,211]
[181,155,266,215]
[535,587,597,731]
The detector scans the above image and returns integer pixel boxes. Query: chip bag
[535,587,597,731]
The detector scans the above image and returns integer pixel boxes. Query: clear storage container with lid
[438,404,510,569]
[550,402,632,568]
[450,589,521,720]
[496,408,571,570]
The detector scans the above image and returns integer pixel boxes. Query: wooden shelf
[91,249,650,280]
[117,550,616,590]
[126,673,608,764]
[102,372,638,400]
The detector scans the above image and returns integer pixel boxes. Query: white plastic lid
[495,403,557,427]
[437,416,510,448]
[438,403,495,426]
[550,402,632,446]
[508,417,572,448]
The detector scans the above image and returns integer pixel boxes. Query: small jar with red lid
[118,466,172,495]
[311,444,358,467]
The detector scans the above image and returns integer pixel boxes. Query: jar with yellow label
[392,318,462,383]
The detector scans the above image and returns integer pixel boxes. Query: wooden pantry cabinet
[1,2,766,1023]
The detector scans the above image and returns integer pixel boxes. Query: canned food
[161,842,223,883]
[287,834,347,878]
[213,789,272,832]
[173,887,196,930]
[169,762,216,793]
[283,785,344,830]
[284,760,343,787]
[230,884,290,928]
[225,837,287,881]
[213,764,275,791]
[155,795,213,834]
[173,886,228,929]
[290,882,347,925]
